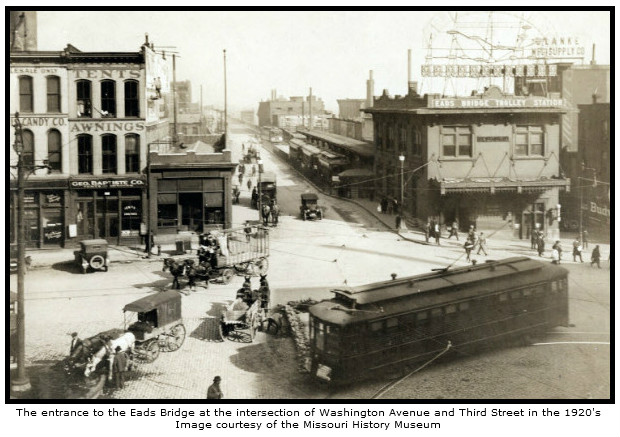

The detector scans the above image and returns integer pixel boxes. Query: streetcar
[307,257,569,384]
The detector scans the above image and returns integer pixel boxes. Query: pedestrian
[434,221,441,245]
[242,143,245,154]
[252,165,256,177]
[572,237,583,263]
[381,198,388,214]
[582,229,589,249]
[271,201,280,226]
[424,221,430,243]
[537,235,545,257]
[238,172,243,185]
[551,247,560,265]
[590,245,601,268]
[207,376,223,399]
[448,221,459,240]
[247,178,252,191]
[467,225,476,242]
[69,332,82,355]
[531,229,538,250]
[464,238,474,261]
[244,221,252,243]
[476,232,488,256]
[552,240,563,263]
[112,346,128,389]
[395,214,402,231]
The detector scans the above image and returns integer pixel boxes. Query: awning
[338,168,374,178]
[301,144,321,156]
[440,177,571,194]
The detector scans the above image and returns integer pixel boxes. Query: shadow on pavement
[50,261,81,274]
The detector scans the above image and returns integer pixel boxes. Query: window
[370,321,383,332]
[442,126,472,157]
[101,80,116,117]
[125,134,140,173]
[124,80,139,117]
[192,126,199,135]
[515,126,544,156]
[386,318,398,328]
[76,80,92,117]
[19,76,33,113]
[46,76,61,113]
[22,129,34,167]
[47,129,62,172]
[101,134,117,174]
[77,135,93,174]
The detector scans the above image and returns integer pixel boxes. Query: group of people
[549,235,603,268]
[424,220,442,245]
[462,226,488,262]
[378,197,399,215]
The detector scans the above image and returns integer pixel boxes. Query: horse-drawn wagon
[219,276,270,342]
[124,291,186,362]
[163,224,269,288]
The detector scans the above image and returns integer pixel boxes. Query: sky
[35,10,611,114]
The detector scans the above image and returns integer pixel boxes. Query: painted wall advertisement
[145,48,171,124]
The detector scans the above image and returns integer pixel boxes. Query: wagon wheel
[256,257,269,274]
[140,340,160,363]
[166,324,186,352]
[234,262,250,273]
[222,269,235,284]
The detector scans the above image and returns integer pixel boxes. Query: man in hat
[113,345,128,389]
[207,376,223,399]
[69,332,82,355]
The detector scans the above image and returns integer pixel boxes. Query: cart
[124,291,186,362]
[219,297,266,342]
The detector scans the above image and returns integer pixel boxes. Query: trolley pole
[257,155,263,221]
[223,49,228,150]
[11,113,31,393]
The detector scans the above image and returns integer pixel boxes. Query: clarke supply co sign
[430,97,565,109]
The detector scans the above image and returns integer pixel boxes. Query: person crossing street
[476,232,488,256]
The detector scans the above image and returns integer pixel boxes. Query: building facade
[366,86,571,240]
[257,95,326,127]
[10,37,171,248]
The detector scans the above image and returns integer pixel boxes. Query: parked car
[74,239,109,274]
[300,193,323,221]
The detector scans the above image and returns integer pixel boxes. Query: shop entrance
[521,202,546,240]
[96,193,120,241]
[179,192,203,233]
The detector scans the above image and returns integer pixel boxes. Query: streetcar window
[511,290,522,299]
[386,318,398,328]
[416,311,428,321]
[523,288,532,297]
[445,304,457,314]
[309,318,314,340]
[499,293,508,302]
[534,285,545,295]
[431,307,443,317]
[551,281,559,293]
[370,321,383,332]
[458,302,470,311]
[400,313,417,325]
[315,322,325,351]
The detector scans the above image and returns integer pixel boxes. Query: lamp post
[398,154,405,215]
[11,113,50,392]
[257,155,263,221]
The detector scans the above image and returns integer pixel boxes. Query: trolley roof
[261,172,277,183]
[309,257,568,325]
[123,291,182,313]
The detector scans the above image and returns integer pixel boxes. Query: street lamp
[257,155,263,221]
[11,112,50,393]
[398,154,405,216]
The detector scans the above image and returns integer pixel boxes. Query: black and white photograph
[8,8,611,406]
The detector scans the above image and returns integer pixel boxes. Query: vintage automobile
[74,239,109,274]
[300,193,323,221]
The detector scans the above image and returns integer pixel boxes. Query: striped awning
[440,177,571,194]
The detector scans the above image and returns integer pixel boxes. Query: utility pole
[172,54,178,142]
[257,154,263,222]
[579,164,597,243]
[223,49,228,149]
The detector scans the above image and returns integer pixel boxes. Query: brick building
[366,85,571,240]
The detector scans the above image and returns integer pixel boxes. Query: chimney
[145,33,149,46]
[590,43,596,65]
[408,49,412,84]
[308,87,313,130]
[408,81,418,95]
[366,70,374,107]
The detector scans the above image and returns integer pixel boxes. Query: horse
[163,258,185,290]
[184,259,211,291]
[64,329,124,375]
[261,204,271,226]
[84,332,135,379]
[271,203,280,225]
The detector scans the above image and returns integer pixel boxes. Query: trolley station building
[366,85,571,240]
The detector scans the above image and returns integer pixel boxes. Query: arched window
[101,134,117,174]
[101,80,116,117]
[77,135,93,174]
[76,80,92,117]
[47,129,62,172]
[46,76,61,113]
[125,134,140,173]
[19,76,33,113]
[22,129,34,167]
[124,80,139,117]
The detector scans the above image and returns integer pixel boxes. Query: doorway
[179,192,203,233]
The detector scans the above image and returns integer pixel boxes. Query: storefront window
[102,134,117,174]
[19,76,33,113]
[101,80,116,117]
[124,80,140,117]
[121,200,141,237]
[21,129,35,168]
[47,129,62,173]
[76,80,92,117]
[47,76,61,113]
[78,135,93,174]
[42,210,63,245]
[125,134,140,173]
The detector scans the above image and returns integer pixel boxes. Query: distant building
[332,71,375,141]
[257,91,327,127]
[337,98,367,119]
[240,110,255,125]
[177,113,209,144]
